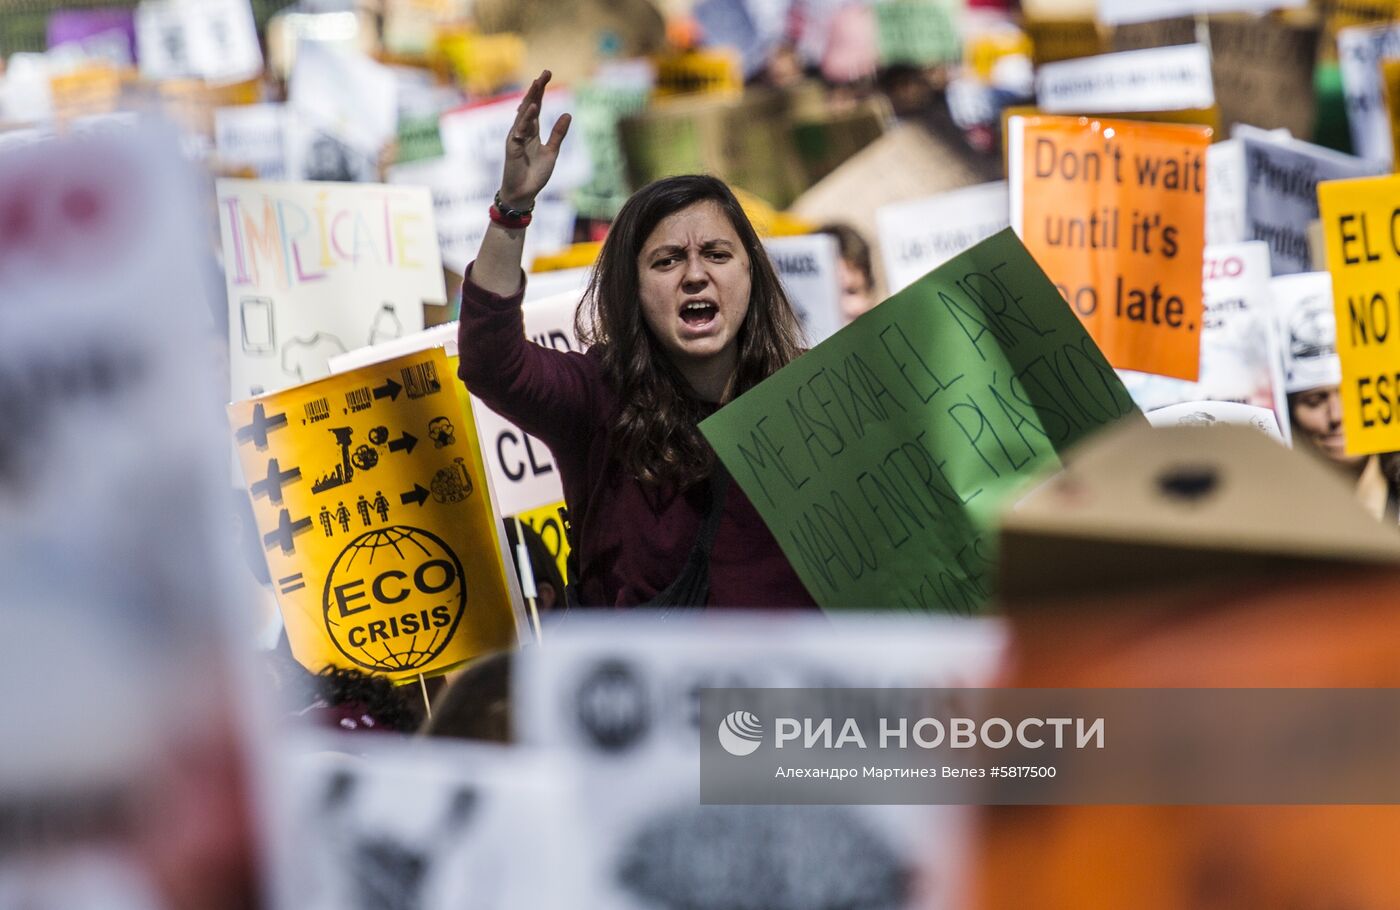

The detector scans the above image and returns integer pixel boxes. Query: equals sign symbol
[279,573,306,594]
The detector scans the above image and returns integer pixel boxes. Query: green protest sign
[573,83,651,220]
[875,0,962,67]
[701,229,1141,613]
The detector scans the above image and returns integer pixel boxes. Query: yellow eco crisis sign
[230,348,518,680]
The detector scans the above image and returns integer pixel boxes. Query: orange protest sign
[1009,115,1211,380]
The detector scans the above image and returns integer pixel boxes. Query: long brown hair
[577,175,805,489]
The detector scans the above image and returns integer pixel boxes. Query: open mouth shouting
[680,298,719,331]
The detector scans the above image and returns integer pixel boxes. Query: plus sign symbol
[250,458,301,505]
[235,403,288,449]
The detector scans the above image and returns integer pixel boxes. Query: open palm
[500,70,572,210]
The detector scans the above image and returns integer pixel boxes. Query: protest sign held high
[1318,173,1400,457]
[217,179,445,400]
[1009,115,1211,380]
[701,229,1140,613]
[230,348,520,681]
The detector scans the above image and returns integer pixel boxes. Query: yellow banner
[230,348,518,680]
[514,500,571,583]
[1318,174,1400,456]
[654,49,742,98]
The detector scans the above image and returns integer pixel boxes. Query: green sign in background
[701,229,1141,614]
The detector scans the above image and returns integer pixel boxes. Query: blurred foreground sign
[230,348,520,680]
[1009,115,1211,380]
[701,229,1140,612]
[0,122,272,909]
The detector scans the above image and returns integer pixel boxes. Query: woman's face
[1291,384,1364,467]
[837,257,875,322]
[636,200,751,374]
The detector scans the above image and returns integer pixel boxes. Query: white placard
[386,156,576,275]
[1146,400,1285,443]
[876,181,1010,295]
[516,614,1007,910]
[1096,0,1304,25]
[287,40,398,179]
[135,0,262,83]
[327,291,581,517]
[215,103,287,179]
[438,90,593,196]
[1117,242,1290,440]
[283,735,569,909]
[217,179,444,398]
[1337,23,1400,167]
[1272,271,1340,396]
[1205,139,1246,246]
[763,233,844,345]
[1036,44,1215,114]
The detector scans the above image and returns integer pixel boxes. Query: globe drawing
[321,525,467,672]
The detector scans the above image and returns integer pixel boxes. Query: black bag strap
[640,466,729,609]
[562,466,730,609]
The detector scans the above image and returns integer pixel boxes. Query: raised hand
[499,70,572,211]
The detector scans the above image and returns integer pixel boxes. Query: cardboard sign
[1144,401,1285,443]
[135,0,262,83]
[764,233,845,346]
[385,156,577,279]
[1318,174,1400,456]
[286,734,563,908]
[700,229,1140,612]
[1024,16,1107,66]
[1237,126,1382,277]
[619,89,809,210]
[1036,45,1215,115]
[792,125,997,294]
[515,614,1006,910]
[1117,242,1289,437]
[1009,115,1211,380]
[876,181,1010,295]
[217,179,443,398]
[1338,23,1400,166]
[230,348,520,679]
[874,0,960,68]
[1096,0,1304,25]
[215,103,287,179]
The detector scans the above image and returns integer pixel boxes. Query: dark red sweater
[457,268,817,609]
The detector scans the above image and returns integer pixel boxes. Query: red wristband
[489,202,533,229]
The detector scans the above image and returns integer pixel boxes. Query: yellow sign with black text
[230,348,518,680]
[1319,174,1400,456]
